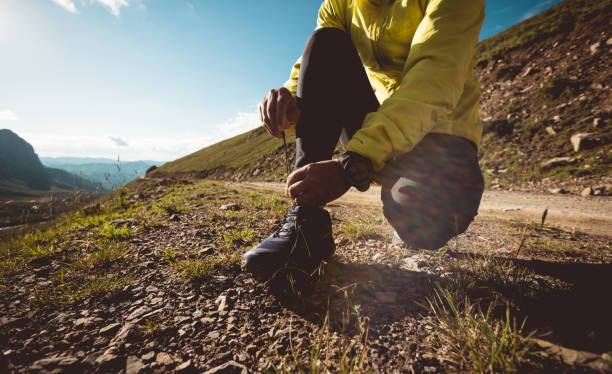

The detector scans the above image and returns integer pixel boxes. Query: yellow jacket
[284,0,485,171]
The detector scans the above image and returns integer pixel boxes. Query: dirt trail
[241,182,612,237]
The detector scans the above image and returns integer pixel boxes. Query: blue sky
[0,0,562,161]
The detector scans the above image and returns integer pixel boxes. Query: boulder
[581,187,593,197]
[570,133,596,152]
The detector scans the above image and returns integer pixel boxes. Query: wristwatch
[338,151,374,192]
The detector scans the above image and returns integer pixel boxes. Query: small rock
[593,118,601,128]
[590,42,600,54]
[112,323,137,345]
[581,187,593,197]
[145,285,159,293]
[126,356,145,374]
[156,352,174,366]
[100,323,122,336]
[30,356,63,369]
[96,352,121,367]
[208,331,221,339]
[570,132,593,152]
[216,295,231,312]
[169,214,180,221]
[127,306,150,321]
[540,157,577,169]
[74,317,93,328]
[521,66,532,77]
[93,336,109,348]
[545,126,557,135]
[219,204,240,211]
[198,247,214,256]
[607,37,612,45]
[175,359,196,373]
[141,351,155,362]
[549,188,568,194]
[553,115,561,122]
[202,360,248,374]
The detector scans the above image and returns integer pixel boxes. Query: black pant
[295,28,484,249]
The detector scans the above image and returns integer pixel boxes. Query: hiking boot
[241,204,335,281]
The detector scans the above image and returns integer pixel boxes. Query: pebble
[126,356,146,374]
[203,360,247,374]
[127,306,150,321]
[175,359,195,373]
[99,323,122,336]
[156,352,174,366]
[141,351,156,362]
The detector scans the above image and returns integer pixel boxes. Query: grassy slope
[157,127,295,175]
[155,0,611,190]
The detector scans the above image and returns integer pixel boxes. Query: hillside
[41,157,163,191]
[154,0,611,195]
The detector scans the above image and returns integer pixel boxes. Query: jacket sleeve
[346,0,485,171]
[283,0,347,97]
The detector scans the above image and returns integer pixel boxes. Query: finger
[276,93,290,131]
[294,190,319,206]
[287,179,310,199]
[259,101,272,135]
[286,165,310,193]
[266,90,279,136]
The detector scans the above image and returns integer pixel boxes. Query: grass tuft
[176,258,223,282]
[427,286,537,373]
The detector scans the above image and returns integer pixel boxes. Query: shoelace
[282,132,290,178]
[275,214,297,237]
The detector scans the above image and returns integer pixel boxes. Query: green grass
[427,287,537,373]
[99,224,132,241]
[154,126,295,175]
[176,258,224,282]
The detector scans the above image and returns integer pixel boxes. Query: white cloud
[94,0,130,17]
[109,136,129,147]
[51,0,79,14]
[216,111,260,139]
[18,132,216,162]
[16,109,261,162]
[0,110,21,121]
[50,0,134,16]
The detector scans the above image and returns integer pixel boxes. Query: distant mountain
[40,157,160,166]
[0,129,101,197]
[41,157,164,191]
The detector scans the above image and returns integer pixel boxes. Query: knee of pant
[307,27,351,51]
[384,205,476,250]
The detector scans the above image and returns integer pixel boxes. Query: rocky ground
[1,176,612,373]
[475,9,611,196]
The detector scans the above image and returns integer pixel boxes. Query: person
[242,0,486,283]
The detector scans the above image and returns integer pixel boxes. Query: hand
[259,87,300,138]
[285,160,350,206]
